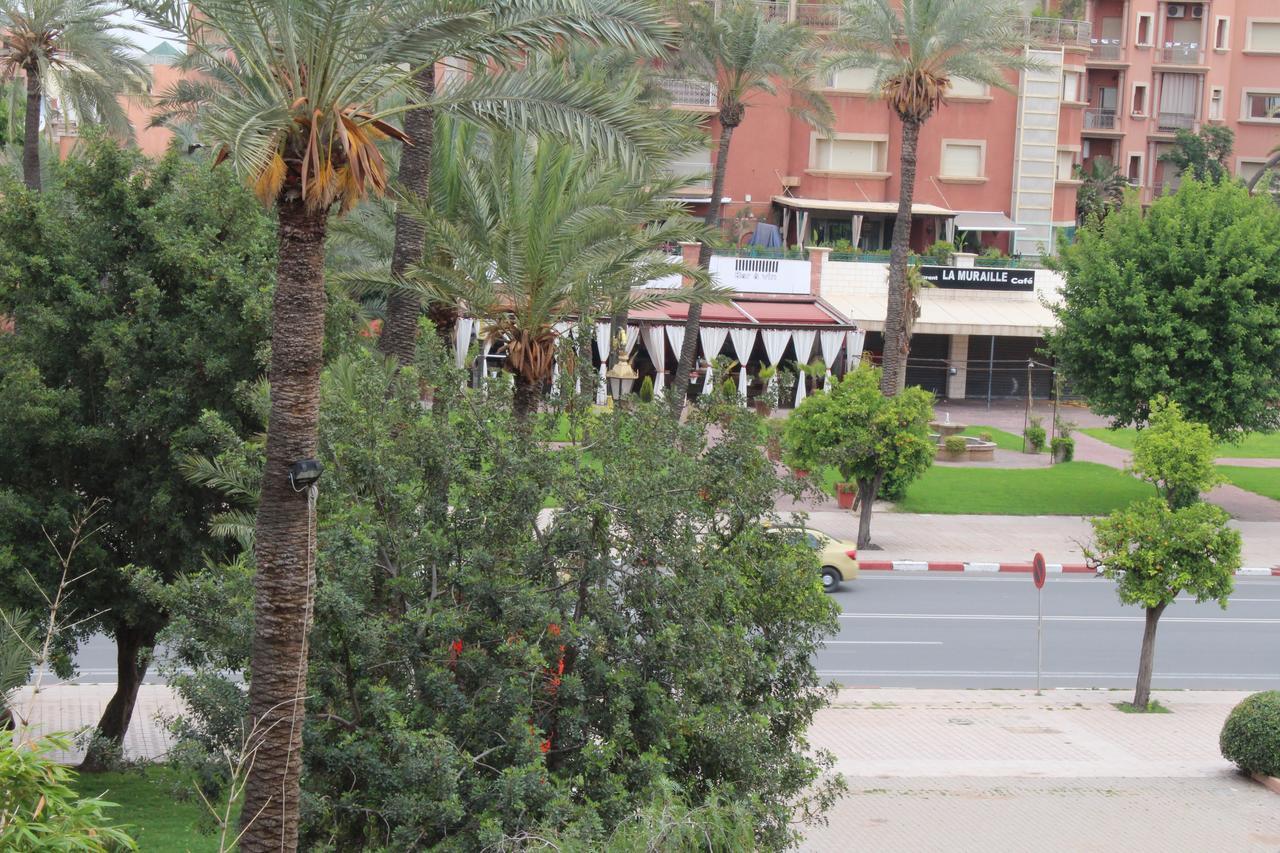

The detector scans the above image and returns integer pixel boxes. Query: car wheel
[821,567,842,592]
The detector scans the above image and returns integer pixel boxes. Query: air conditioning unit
[1167,4,1185,18]
[1191,5,1205,18]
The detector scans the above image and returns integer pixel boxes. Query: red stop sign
[1032,552,1047,589]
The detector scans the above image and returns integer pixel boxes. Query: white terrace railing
[658,77,718,108]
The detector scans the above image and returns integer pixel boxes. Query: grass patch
[893,462,1153,516]
[73,766,228,852]
[958,425,1035,453]
[1218,466,1280,501]
[1082,428,1280,459]
[1113,700,1171,714]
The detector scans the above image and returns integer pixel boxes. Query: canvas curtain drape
[595,321,611,405]
[645,325,667,395]
[819,330,843,390]
[846,329,867,372]
[728,327,757,401]
[760,329,791,395]
[791,328,816,407]
[699,326,729,395]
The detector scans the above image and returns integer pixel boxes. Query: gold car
[767,525,860,592]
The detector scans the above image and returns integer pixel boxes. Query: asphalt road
[818,572,1280,690]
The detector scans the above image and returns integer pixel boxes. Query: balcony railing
[1159,44,1204,65]
[1157,111,1196,132]
[659,77,718,108]
[794,2,840,27]
[1083,108,1119,130]
[1089,39,1124,61]
[1008,16,1092,47]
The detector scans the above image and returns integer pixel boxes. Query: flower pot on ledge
[835,482,856,509]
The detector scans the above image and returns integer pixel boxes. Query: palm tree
[397,125,717,421]
[1074,156,1128,225]
[0,0,148,190]
[376,2,688,366]
[830,0,1035,395]
[668,0,830,407]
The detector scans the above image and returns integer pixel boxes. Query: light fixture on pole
[605,329,639,403]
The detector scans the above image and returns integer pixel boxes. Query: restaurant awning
[629,293,854,329]
[953,211,1025,232]
[772,196,955,217]
[832,290,1058,338]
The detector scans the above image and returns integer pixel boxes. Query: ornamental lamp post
[606,329,639,404]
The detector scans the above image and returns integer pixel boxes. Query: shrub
[943,435,968,455]
[719,378,736,399]
[1050,436,1075,462]
[638,375,654,402]
[1024,418,1047,452]
[978,431,993,443]
[1220,691,1280,777]
[924,240,954,265]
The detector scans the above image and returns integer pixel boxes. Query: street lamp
[605,329,639,403]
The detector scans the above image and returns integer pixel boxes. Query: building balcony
[1083,108,1120,131]
[1008,16,1092,47]
[1157,45,1204,66]
[1087,39,1125,62]
[1156,111,1196,132]
[659,77,718,109]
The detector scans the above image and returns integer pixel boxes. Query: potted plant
[638,375,654,403]
[776,367,797,409]
[1023,417,1046,453]
[942,434,969,461]
[763,419,784,462]
[835,481,857,509]
[1050,436,1075,463]
[755,365,778,415]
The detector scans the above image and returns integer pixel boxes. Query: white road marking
[823,640,944,646]
[837,613,1280,624]
[816,670,1280,680]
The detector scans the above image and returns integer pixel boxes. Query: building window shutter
[1249,21,1280,51]
[941,144,983,177]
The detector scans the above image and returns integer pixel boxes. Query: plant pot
[791,468,809,479]
[835,482,856,509]
[754,401,773,416]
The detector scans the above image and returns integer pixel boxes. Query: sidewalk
[802,688,1280,852]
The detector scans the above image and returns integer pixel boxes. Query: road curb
[859,560,1280,577]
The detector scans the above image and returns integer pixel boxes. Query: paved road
[818,573,1280,690]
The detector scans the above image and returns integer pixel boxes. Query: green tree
[0,139,273,767]
[153,350,844,849]
[396,127,715,420]
[1158,125,1234,184]
[1087,499,1240,711]
[1047,179,1280,438]
[829,0,1035,395]
[0,0,148,191]
[668,0,830,406]
[783,366,934,547]
[1073,156,1128,226]
[1130,397,1223,509]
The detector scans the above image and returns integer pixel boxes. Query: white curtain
[665,325,686,372]
[819,330,843,390]
[549,321,573,400]
[760,329,791,395]
[454,317,475,370]
[595,321,611,405]
[846,329,867,372]
[645,325,667,395]
[851,214,864,250]
[699,326,729,395]
[791,328,816,407]
[728,327,757,401]
[623,325,640,396]
[1159,73,1198,117]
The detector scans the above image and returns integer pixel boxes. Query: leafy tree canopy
[1048,178,1280,438]
[1158,125,1234,183]
[1130,397,1223,509]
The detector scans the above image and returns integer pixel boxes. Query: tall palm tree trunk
[238,194,329,853]
[512,372,540,423]
[22,68,42,192]
[881,117,921,397]
[671,116,738,409]
[379,67,436,365]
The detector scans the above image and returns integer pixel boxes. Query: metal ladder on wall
[1011,48,1065,258]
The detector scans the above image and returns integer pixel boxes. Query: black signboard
[917,265,1035,292]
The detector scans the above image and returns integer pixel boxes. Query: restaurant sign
[917,265,1035,292]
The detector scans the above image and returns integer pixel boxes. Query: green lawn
[1082,428,1280,459]
[1218,466,1280,501]
[74,767,227,852]
[893,462,1154,516]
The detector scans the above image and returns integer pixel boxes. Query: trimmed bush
[978,431,993,443]
[1024,419,1047,453]
[943,435,968,455]
[638,375,654,402]
[1220,690,1280,777]
[1051,436,1075,462]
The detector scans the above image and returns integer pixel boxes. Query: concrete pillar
[678,241,701,285]
[947,334,970,400]
[807,245,831,297]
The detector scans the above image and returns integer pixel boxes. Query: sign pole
[1032,552,1047,696]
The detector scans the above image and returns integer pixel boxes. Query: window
[1215,17,1230,51]
[940,141,984,179]
[1127,153,1144,186]
[1132,83,1148,115]
[948,77,988,99]
[811,136,886,173]
[1245,91,1280,121]
[1247,20,1280,52]
[1056,150,1078,181]
[1062,71,1082,102]
[1136,14,1153,47]
[1209,87,1224,120]
[1239,159,1275,188]
[824,67,875,92]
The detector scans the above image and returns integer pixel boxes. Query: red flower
[540,739,552,754]
[547,623,561,637]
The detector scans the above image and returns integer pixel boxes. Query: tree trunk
[855,472,883,549]
[1132,601,1168,711]
[378,66,438,365]
[512,372,540,423]
[23,68,42,192]
[670,114,739,410]
[881,117,922,397]
[237,195,329,853]
[78,625,156,772]
[1246,151,1280,194]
